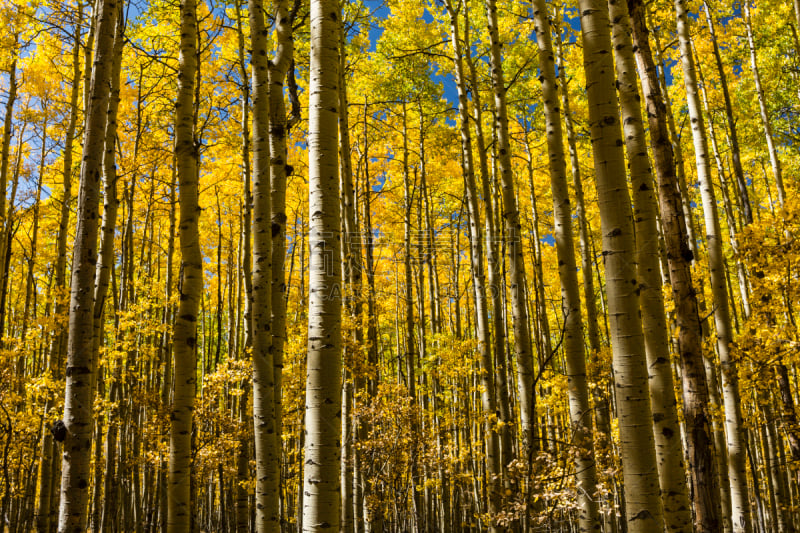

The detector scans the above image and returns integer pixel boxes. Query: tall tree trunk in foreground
[674,1,753,530]
[626,1,718,530]
[483,0,535,461]
[268,0,295,503]
[531,1,600,529]
[36,9,80,528]
[302,0,342,528]
[576,1,665,531]
[443,1,501,527]
[249,0,280,526]
[554,19,615,471]
[96,7,125,530]
[56,0,119,529]
[168,0,201,528]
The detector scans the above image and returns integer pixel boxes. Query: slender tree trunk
[696,55,751,327]
[462,9,513,474]
[268,0,295,499]
[249,0,280,526]
[96,9,125,530]
[35,9,81,527]
[743,1,786,207]
[483,0,535,464]
[302,0,342,527]
[360,101,383,533]
[56,0,119,529]
[442,4,501,528]
[0,53,16,326]
[627,1,718,530]
[576,1,665,530]
[650,26,700,262]
[168,0,201,527]
[553,30,615,495]
[532,2,600,529]
[233,2,253,528]
[674,1,753,530]
[702,0,753,223]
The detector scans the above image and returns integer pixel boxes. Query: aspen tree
[442,0,501,526]
[399,104,423,533]
[96,7,124,530]
[483,0,535,460]
[576,0,664,530]
[531,1,599,529]
[56,0,119,528]
[674,0,752,529]
[695,49,752,332]
[302,0,342,528]
[625,0,718,530]
[701,1,752,223]
[743,1,786,207]
[268,0,295,462]
[649,26,699,261]
[652,27,734,516]
[35,9,81,528]
[249,0,280,524]
[168,0,202,527]
[462,4,512,469]
[338,16,358,533]
[0,51,15,313]
[553,25,615,482]
[232,2,253,528]
[360,100,384,533]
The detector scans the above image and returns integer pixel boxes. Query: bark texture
[56,0,119,529]
[576,1,665,530]
[674,1,752,530]
[532,2,600,529]
[168,0,201,528]
[302,0,342,528]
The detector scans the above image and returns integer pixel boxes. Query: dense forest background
[0,0,799,531]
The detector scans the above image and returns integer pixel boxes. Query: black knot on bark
[51,420,67,442]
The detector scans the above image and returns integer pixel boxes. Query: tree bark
[35,8,80,527]
[249,0,280,526]
[56,0,119,528]
[302,0,342,528]
[268,0,295,491]
[673,1,753,530]
[168,0,201,527]
[96,8,125,531]
[483,0,535,463]
[532,2,600,529]
[627,1,719,530]
[576,1,665,530]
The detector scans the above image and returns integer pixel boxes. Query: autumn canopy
[0,0,799,531]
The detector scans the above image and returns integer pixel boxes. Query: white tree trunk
[674,0,753,530]
[576,1,665,530]
[302,0,342,528]
[532,1,600,529]
[168,0,201,528]
[56,0,119,529]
